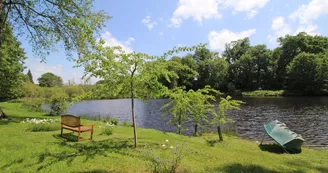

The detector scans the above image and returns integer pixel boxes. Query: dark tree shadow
[219,163,279,173]
[31,138,136,171]
[73,169,120,173]
[1,159,24,169]
[285,160,328,173]
[217,163,306,173]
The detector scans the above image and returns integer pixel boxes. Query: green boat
[262,120,304,153]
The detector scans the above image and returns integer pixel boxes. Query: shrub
[142,140,189,173]
[26,123,60,132]
[121,121,132,127]
[22,118,60,132]
[100,127,113,135]
[49,92,69,116]
[21,98,46,112]
[103,117,119,125]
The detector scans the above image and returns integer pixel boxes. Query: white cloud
[101,31,134,53]
[289,0,328,24]
[224,0,270,19]
[159,32,164,37]
[294,24,318,36]
[268,16,292,42]
[141,16,157,30]
[208,29,256,51]
[272,16,285,30]
[169,0,222,28]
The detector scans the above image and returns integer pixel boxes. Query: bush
[121,121,132,127]
[22,118,60,132]
[21,98,46,112]
[100,127,113,135]
[142,140,189,173]
[103,117,119,125]
[49,92,69,116]
[26,123,60,132]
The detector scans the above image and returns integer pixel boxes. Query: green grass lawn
[0,102,327,173]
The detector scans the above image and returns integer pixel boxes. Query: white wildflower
[162,144,166,147]
[165,139,169,143]
[170,146,174,149]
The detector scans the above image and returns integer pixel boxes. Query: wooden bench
[61,114,94,142]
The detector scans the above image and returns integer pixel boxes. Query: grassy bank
[242,90,285,97]
[0,102,327,173]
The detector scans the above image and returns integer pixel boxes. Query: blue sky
[20,0,328,84]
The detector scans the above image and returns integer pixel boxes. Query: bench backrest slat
[61,114,81,127]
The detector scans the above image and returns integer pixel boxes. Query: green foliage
[162,87,192,134]
[121,121,132,127]
[100,127,113,136]
[62,85,85,101]
[287,52,328,95]
[0,23,26,100]
[162,86,219,135]
[216,96,244,125]
[26,123,60,132]
[1,0,110,61]
[38,72,63,87]
[103,117,119,125]
[142,141,188,173]
[49,92,69,116]
[213,96,244,141]
[27,69,34,83]
[242,90,284,97]
[76,41,207,147]
[21,97,46,112]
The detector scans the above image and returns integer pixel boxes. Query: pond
[67,97,328,148]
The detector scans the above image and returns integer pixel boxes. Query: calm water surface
[68,97,328,148]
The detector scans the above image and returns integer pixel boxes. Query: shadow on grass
[259,143,287,154]
[0,117,22,125]
[1,158,24,169]
[219,163,279,173]
[34,138,136,171]
[73,169,119,173]
[259,143,302,154]
[285,159,328,173]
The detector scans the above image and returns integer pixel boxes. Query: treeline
[161,32,328,95]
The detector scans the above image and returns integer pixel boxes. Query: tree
[76,41,206,147]
[0,23,25,101]
[27,69,34,83]
[276,33,328,88]
[38,72,63,87]
[286,53,326,95]
[213,96,244,141]
[223,38,251,64]
[188,86,218,136]
[162,87,192,135]
[0,0,109,60]
[207,57,229,90]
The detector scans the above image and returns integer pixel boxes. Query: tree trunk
[0,107,7,119]
[130,81,137,148]
[178,109,182,134]
[0,0,5,45]
[217,125,223,141]
[194,123,198,136]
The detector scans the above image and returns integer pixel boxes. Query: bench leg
[61,128,63,136]
[78,131,80,142]
[90,129,93,140]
